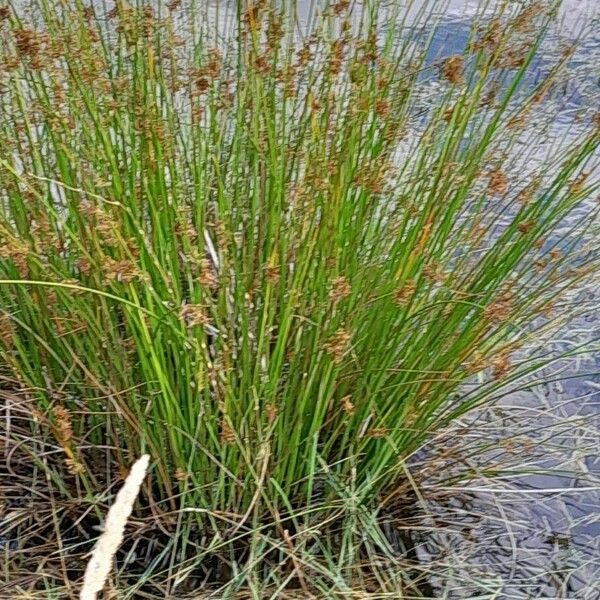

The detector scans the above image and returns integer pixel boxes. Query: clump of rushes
[0,0,599,595]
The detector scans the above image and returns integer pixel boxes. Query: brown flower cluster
[491,351,512,379]
[329,40,345,77]
[324,328,352,363]
[517,219,536,234]
[517,177,540,204]
[367,426,389,439]
[0,238,30,277]
[0,314,14,347]
[14,28,42,69]
[354,161,390,195]
[375,99,390,120]
[488,168,508,195]
[393,279,417,306]
[102,257,142,283]
[198,258,218,290]
[332,1,350,15]
[53,404,73,446]
[330,275,352,303]
[440,55,464,85]
[464,351,486,374]
[219,417,236,445]
[180,304,210,328]
[484,289,514,322]
[340,395,355,416]
[266,13,284,52]
[513,2,544,34]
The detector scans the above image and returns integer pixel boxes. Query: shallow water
[402,4,600,596]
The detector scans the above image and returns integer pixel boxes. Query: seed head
[367,426,389,438]
[53,404,73,445]
[394,279,417,306]
[568,172,589,195]
[465,352,486,374]
[549,248,561,261]
[180,304,210,328]
[440,55,464,85]
[14,28,41,59]
[330,275,351,303]
[375,99,390,120]
[219,418,236,444]
[484,290,513,322]
[513,2,544,33]
[166,0,181,11]
[491,351,512,379]
[324,328,352,363]
[102,258,141,283]
[198,259,218,290]
[488,168,508,195]
[65,458,86,475]
[0,314,14,347]
[333,0,350,15]
[517,219,536,234]
[341,395,355,416]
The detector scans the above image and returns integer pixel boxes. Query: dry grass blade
[79,455,150,600]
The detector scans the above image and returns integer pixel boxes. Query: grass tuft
[0,0,599,595]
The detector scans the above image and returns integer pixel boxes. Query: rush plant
[0,0,598,595]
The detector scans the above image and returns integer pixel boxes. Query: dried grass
[79,455,150,600]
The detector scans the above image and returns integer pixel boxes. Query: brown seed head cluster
[484,290,514,322]
[513,2,544,33]
[242,0,267,32]
[473,18,502,54]
[329,40,345,76]
[491,351,512,379]
[488,168,508,195]
[333,0,350,15]
[198,258,218,290]
[0,5,10,21]
[324,328,352,363]
[219,418,236,444]
[53,404,73,446]
[65,458,86,475]
[0,314,14,347]
[354,161,389,195]
[190,49,222,93]
[517,219,536,234]
[394,279,417,306]
[441,55,464,85]
[422,262,446,284]
[76,256,93,277]
[568,172,589,195]
[465,351,486,374]
[330,275,351,303]
[375,99,390,120]
[266,13,284,52]
[367,426,389,438]
[0,238,30,277]
[297,43,311,67]
[549,248,561,261]
[14,28,42,64]
[341,395,355,416]
[166,0,182,11]
[175,467,189,482]
[180,304,210,328]
[102,257,142,283]
[517,177,540,204]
